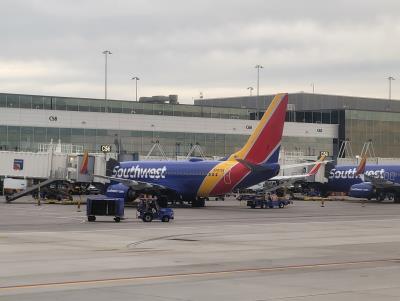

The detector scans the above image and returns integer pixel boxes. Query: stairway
[5,178,60,203]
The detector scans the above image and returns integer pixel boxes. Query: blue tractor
[137,198,174,222]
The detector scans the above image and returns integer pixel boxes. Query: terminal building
[0,92,338,160]
[1,91,398,162]
[196,93,400,158]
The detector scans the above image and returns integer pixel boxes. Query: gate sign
[13,159,24,170]
[320,151,330,157]
[101,145,112,153]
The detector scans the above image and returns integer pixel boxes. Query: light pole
[131,76,140,102]
[81,121,87,149]
[255,64,263,120]
[247,86,254,96]
[102,50,112,111]
[311,83,315,94]
[388,76,395,100]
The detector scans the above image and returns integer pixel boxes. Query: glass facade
[281,136,334,157]
[345,110,400,157]
[286,110,341,124]
[0,93,337,158]
[0,93,251,120]
[0,125,247,157]
[0,125,334,158]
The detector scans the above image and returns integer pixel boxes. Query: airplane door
[224,170,231,184]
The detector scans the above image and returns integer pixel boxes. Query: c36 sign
[101,145,112,153]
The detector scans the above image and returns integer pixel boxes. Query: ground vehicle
[3,178,27,196]
[237,193,262,201]
[207,195,225,201]
[247,198,292,209]
[67,184,86,195]
[39,185,72,201]
[86,185,101,195]
[137,199,174,222]
[241,194,292,209]
[65,183,102,195]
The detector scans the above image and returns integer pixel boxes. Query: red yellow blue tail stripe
[80,151,89,174]
[197,93,288,197]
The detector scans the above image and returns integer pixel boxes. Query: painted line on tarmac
[245,218,400,227]
[4,217,400,235]
[1,258,399,292]
[2,226,199,235]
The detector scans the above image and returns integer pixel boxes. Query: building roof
[195,92,400,112]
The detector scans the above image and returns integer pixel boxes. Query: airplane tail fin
[79,150,89,174]
[228,93,288,164]
[355,156,367,176]
[307,155,326,176]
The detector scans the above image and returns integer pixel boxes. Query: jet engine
[348,182,375,199]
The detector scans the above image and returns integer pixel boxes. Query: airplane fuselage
[105,93,288,207]
[327,164,400,192]
[112,160,280,199]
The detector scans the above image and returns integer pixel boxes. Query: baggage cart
[86,196,124,222]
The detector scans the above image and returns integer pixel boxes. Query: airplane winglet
[307,155,326,176]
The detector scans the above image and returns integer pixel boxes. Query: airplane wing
[355,156,400,189]
[270,174,313,181]
[272,155,326,181]
[363,175,400,189]
[94,175,168,191]
[280,156,331,170]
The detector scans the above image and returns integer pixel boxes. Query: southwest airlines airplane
[327,157,400,202]
[99,93,323,207]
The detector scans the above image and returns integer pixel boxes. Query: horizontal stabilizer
[235,158,277,172]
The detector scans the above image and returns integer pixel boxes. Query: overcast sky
[1,0,399,103]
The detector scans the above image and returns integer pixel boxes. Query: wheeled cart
[246,198,293,209]
[86,196,124,222]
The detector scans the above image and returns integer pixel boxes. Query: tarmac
[2,196,400,300]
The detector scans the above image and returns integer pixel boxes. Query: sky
[0,0,399,103]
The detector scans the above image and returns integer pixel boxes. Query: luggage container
[86,196,124,222]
